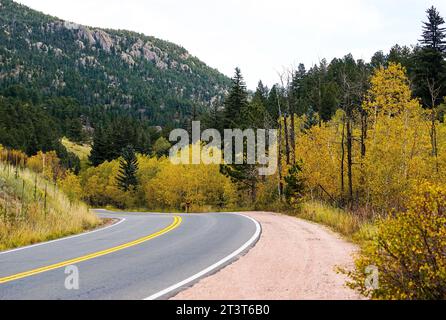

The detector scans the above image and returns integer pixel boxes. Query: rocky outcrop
[78,56,100,68]
[77,27,96,46]
[121,52,135,66]
[94,30,113,52]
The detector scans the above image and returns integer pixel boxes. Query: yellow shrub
[81,160,135,208]
[27,151,63,182]
[58,171,82,203]
[347,182,446,299]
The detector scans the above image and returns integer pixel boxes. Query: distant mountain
[0,0,231,126]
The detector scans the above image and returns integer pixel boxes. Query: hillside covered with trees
[0,0,230,162]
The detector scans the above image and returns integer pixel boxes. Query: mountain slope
[0,0,230,125]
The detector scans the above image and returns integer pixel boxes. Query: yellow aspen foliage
[144,158,236,211]
[27,151,63,182]
[347,182,446,299]
[363,63,419,119]
[362,63,437,212]
[293,63,443,214]
[58,171,82,203]
[80,148,238,211]
[294,109,361,201]
[81,160,134,209]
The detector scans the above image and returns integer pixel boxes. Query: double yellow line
[0,216,182,285]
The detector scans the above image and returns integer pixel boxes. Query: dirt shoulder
[172,211,363,300]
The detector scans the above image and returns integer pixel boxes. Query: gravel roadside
[171,211,364,300]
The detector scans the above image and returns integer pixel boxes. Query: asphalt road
[0,210,260,300]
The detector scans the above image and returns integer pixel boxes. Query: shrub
[27,151,64,182]
[58,171,82,203]
[347,182,446,299]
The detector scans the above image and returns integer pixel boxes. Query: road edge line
[143,213,262,300]
[0,216,182,284]
[0,218,126,256]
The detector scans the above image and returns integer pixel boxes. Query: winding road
[0,210,260,300]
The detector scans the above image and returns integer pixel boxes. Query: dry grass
[61,137,91,160]
[293,201,376,244]
[0,162,101,251]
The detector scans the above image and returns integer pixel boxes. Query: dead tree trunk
[277,97,284,200]
[284,113,290,165]
[290,113,296,164]
[340,114,346,195]
[346,113,354,205]
[427,79,440,173]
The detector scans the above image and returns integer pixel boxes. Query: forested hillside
[0,0,230,118]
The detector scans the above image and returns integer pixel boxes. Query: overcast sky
[15,0,446,89]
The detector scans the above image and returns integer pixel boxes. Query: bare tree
[427,78,441,172]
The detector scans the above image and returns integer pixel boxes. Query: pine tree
[220,69,260,203]
[246,81,269,128]
[89,126,110,166]
[202,100,224,133]
[420,6,446,52]
[284,162,305,206]
[116,145,139,192]
[413,7,446,108]
[223,68,248,129]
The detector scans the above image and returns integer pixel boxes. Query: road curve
[0,210,260,300]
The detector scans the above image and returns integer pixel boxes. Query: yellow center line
[0,216,182,284]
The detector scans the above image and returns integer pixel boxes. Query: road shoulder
[171,211,363,300]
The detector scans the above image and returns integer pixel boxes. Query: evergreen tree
[284,162,305,206]
[116,145,139,192]
[221,69,261,203]
[413,7,446,108]
[420,6,446,52]
[89,126,110,166]
[290,64,308,116]
[202,100,224,132]
[387,45,414,72]
[223,68,249,129]
[246,81,269,128]
[303,106,319,130]
[66,118,86,143]
[266,84,285,123]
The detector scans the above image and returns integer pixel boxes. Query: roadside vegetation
[0,146,101,251]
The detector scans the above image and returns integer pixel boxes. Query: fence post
[20,180,25,218]
[44,183,47,217]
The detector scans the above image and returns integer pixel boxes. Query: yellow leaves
[58,171,82,203]
[27,151,62,181]
[295,116,360,199]
[363,63,421,119]
[0,148,28,167]
[294,62,444,213]
[349,182,446,299]
[81,151,238,211]
[81,160,133,208]
[145,160,236,210]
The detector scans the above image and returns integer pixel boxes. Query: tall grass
[61,137,91,160]
[0,161,101,251]
[289,201,376,244]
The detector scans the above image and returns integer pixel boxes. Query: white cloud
[14,0,446,88]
